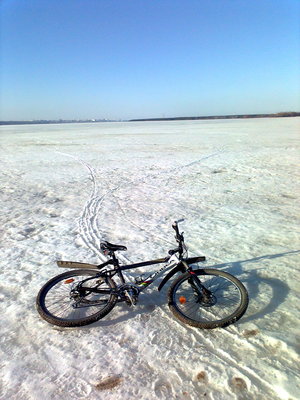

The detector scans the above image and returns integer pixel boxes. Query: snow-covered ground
[0,118,299,400]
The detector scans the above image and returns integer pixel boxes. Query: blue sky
[1,0,299,120]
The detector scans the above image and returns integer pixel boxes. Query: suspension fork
[187,271,212,298]
[181,261,211,297]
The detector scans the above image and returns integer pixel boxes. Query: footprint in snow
[230,377,248,391]
[154,378,173,398]
[195,371,208,383]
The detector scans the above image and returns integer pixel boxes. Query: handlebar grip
[172,222,179,234]
[173,219,184,230]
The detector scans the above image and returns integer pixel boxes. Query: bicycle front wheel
[36,270,117,327]
[168,269,248,329]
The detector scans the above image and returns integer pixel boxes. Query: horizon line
[1,111,299,126]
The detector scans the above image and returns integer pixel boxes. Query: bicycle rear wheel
[36,270,117,327]
[168,269,248,329]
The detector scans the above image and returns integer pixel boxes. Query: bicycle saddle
[100,241,127,252]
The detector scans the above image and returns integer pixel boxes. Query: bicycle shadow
[84,290,166,329]
[78,250,299,329]
[204,250,299,325]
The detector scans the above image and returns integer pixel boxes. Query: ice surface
[0,118,299,399]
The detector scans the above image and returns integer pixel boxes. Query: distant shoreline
[130,112,300,122]
[0,112,299,126]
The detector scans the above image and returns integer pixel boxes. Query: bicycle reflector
[179,296,187,304]
[64,278,75,284]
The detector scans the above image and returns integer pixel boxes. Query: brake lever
[168,248,179,255]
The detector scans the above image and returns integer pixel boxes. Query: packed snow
[0,118,299,400]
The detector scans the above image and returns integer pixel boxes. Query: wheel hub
[198,293,217,307]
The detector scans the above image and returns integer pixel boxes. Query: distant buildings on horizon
[0,118,120,125]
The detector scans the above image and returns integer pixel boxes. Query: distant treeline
[130,112,300,122]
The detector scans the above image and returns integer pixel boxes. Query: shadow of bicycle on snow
[204,250,299,325]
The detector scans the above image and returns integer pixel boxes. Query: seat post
[111,252,119,267]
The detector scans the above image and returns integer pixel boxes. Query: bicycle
[36,220,249,329]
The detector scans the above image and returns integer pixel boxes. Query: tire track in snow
[55,152,108,261]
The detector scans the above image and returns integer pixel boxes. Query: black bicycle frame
[85,254,206,293]
[119,255,182,290]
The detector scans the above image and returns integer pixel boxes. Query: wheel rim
[173,273,243,323]
[43,273,113,321]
